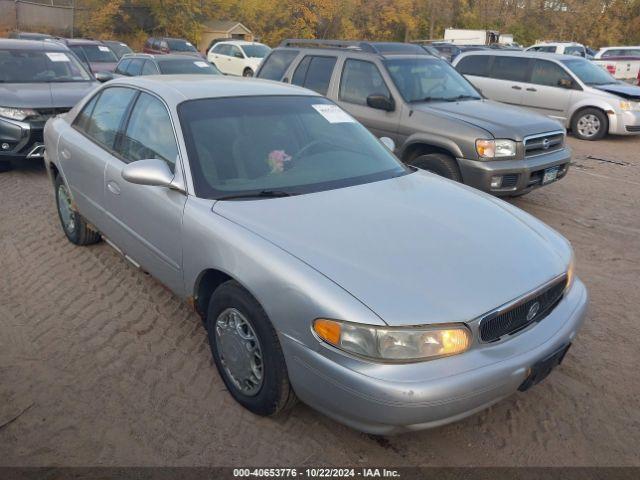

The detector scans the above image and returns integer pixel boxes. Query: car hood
[213,172,570,326]
[0,82,98,109]
[411,99,563,140]
[594,83,640,101]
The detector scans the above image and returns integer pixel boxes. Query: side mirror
[121,159,174,187]
[379,137,395,151]
[367,94,395,112]
[95,71,114,83]
[558,78,574,89]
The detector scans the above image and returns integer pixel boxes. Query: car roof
[455,49,579,62]
[122,54,200,61]
[217,40,264,45]
[65,38,104,45]
[0,38,69,51]
[530,42,582,47]
[106,75,319,103]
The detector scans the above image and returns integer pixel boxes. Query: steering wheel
[291,139,337,162]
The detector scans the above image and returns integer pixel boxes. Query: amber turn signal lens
[313,319,341,345]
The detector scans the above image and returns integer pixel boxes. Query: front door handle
[107,180,121,195]
[526,87,537,92]
[511,85,522,90]
[60,148,71,160]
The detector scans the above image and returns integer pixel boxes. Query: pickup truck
[593,47,640,85]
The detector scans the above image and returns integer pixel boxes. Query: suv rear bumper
[457,147,571,196]
[0,117,46,160]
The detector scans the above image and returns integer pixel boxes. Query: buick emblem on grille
[527,301,541,321]
[542,138,551,150]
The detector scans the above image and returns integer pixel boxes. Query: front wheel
[409,153,462,182]
[55,174,101,245]
[571,108,608,141]
[206,280,297,416]
[242,68,254,77]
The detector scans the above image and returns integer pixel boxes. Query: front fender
[181,197,386,348]
[398,132,467,160]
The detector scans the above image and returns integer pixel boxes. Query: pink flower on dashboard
[267,150,292,173]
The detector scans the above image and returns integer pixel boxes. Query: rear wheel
[206,280,297,416]
[55,174,101,245]
[409,153,462,182]
[242,67,254,77]
[571,108,608,141]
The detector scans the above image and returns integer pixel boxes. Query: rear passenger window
[257,50,299,80]
[490,56,529,82]
[291,55,337,95]
[73,93,100,131]
[84,87,137,150]
[456,55,490,77]
[119,93,178,169]
[141,60,158,75]
[126,58,144,76]
[339,59,390,106]
[530,60,572,87]
[115,58,131,75]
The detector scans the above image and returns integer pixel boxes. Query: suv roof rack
[279,39,427,55]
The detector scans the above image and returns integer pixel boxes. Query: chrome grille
[479,277,568,343]
[524,131,565,157]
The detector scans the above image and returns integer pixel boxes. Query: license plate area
[518,343,570,392]
[542,166,560,185]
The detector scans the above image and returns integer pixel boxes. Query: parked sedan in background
[0,39,97,171]
[207,40,271,77]
[102,40,134,59]
[62,38,119,74]
[114,54,221,77]
[454,50,640,140]
[143,37,200,57]
[44,75,587,434]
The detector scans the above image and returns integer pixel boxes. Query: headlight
[619,100,640,111]
[565,252,575,292]
[476,139,516,158]
[313,319,471,362]
[0,106,39,121]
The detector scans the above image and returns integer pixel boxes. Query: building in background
[199,20,253,52]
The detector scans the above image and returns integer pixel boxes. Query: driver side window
[119,92,178,170]
[339,59,390,106]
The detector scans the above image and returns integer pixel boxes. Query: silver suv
[453,50,640,140]
[257,40,572,196]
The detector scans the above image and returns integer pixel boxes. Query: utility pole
[70,0,75,38]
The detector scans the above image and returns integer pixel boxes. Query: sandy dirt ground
[0,136,639,467]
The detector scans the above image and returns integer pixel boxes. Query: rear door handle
[107,180,121,195]
[511,85,522,90]
[60,148,71,160]
[526,87,537,92]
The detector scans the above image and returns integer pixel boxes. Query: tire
[206,280,297,416]
[242,68,254,77]
[409,153,462,182]
[571,108,608,141]
[0,160,12,173]
[54,174,101,246]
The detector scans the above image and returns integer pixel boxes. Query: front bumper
[457,147,571,196]
[608,110,640,135]
[0,116,46,160]
[282,278,588,435]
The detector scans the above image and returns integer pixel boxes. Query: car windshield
[179,96,408,199]
[158,59,221,74]
[73,45,118,63]
[385,57,481,103]
[107,42,133,58]
[167,39,197,52]
[241,44,271,58]
[0,48,92,83]
[561,58,617,85]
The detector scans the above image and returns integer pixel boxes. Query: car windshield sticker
[194,61,209,68]
[98,46,110,52]
[312,104,355,124]
[46,52,70,62]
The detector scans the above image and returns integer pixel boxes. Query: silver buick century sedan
[44,76,588,434]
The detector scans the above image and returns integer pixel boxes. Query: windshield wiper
[214,190,296,201]
[442,95,481,102]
